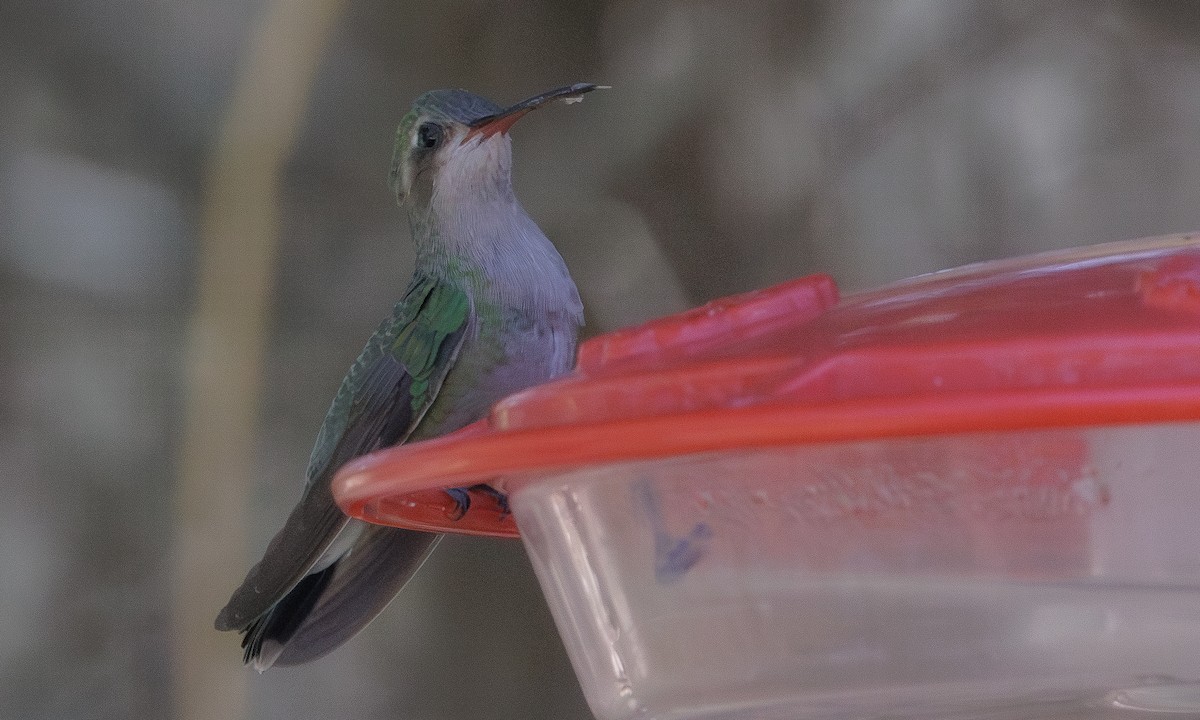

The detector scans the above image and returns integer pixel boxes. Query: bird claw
[444,484,510,521]
[471,483,510,517]
[445,487,471,520]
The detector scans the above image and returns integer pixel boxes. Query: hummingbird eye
[416,122,443,150]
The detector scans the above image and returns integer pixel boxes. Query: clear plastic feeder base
[514,424,1200,720]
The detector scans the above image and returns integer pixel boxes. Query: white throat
[411,134,582,322]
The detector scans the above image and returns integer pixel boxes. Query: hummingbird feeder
[335,233,1200,720]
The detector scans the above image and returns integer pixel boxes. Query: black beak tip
[470,83,610,128]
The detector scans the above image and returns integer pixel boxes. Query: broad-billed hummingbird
[215,83,601,670]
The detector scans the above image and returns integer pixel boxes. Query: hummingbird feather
[215,275,470,639]
[255,526,441,668]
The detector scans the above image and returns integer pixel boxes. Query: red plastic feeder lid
[333,234,1200,537]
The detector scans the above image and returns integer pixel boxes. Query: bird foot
[445,487,472,520]
[444,484,510,521]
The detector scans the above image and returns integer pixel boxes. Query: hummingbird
[214,83,600,670]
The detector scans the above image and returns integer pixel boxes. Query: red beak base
[466,108,534,142]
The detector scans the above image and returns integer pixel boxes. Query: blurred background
[3,1,1200,718]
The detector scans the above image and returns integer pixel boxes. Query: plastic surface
[331,234,1200,720]
[514,423,1200,719]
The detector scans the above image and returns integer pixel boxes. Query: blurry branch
[172,2,345,720]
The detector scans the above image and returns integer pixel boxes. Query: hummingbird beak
[466,83,606,142]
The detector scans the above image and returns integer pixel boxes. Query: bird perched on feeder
[215,83,602,670]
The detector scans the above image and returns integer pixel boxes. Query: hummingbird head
[388,84,602,210]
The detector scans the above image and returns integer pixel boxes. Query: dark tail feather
[273,526,441,667]
[215,480,350,634]
[241,562,337,668]
[236,526,441,670]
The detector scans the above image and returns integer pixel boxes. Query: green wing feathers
[216,275,470,634]
[392,281,471,419]
[305,276,470,484]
